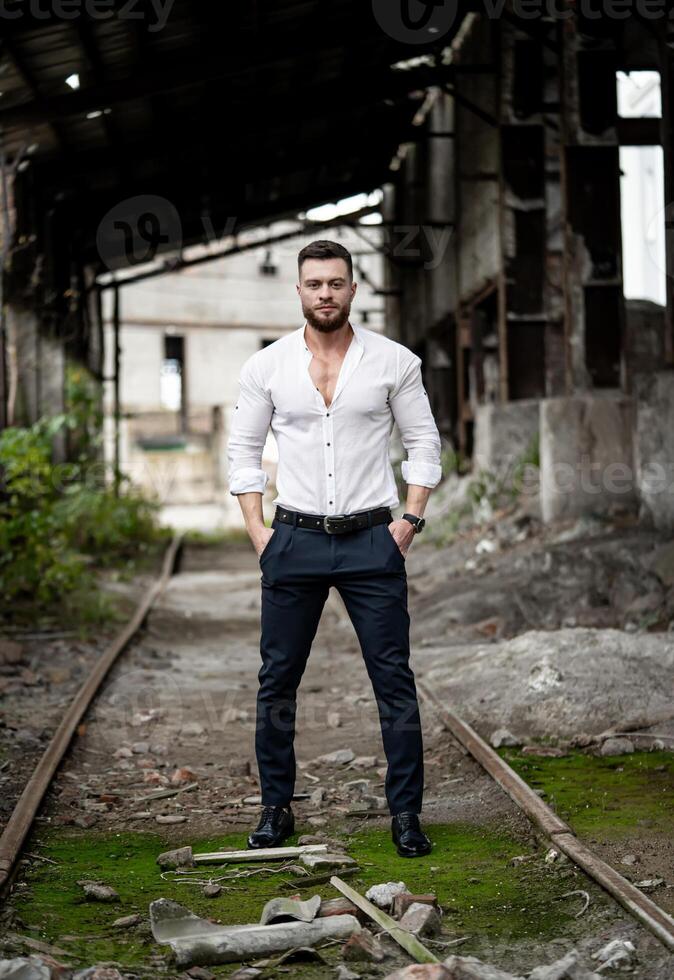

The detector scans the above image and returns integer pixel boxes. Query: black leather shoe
[391,812,432,857]
[247,805,295,849]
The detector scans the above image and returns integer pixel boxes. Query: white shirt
[226,321,442,516]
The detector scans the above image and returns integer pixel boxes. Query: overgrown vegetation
[432,434,541,544]
[0,364,170,629]
[9,821,609,973]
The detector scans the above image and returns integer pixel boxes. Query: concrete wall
[634,371,674,531]
[473,399,540,477]
[540,393,636,523]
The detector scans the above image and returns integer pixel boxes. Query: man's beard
[303,302,351,333]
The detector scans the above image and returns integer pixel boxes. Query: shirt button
[327,442,330,446]
[329,500,333,504]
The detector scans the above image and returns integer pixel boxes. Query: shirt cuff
[228,467,270,495]
[401,460,443,488]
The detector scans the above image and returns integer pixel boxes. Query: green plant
[0,369,167,624]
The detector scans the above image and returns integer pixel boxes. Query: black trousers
[255,510,424,815]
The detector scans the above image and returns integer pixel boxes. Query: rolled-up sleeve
[390,351,443,488]
[227,355,274,495]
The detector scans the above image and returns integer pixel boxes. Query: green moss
[500,748,674,837]
[10,820,609,972]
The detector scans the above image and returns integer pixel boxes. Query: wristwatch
[402,513,426,534]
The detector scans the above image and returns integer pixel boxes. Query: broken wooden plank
[193,844,327,864]
[330,876,439,965]
[280,866,359,890]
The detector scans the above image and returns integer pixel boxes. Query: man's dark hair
[298,240,353,280]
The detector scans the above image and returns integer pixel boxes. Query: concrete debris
[344,779,371,796]
[318,897,362,920]
[171,767,197,784]
[149,897,360,967]
[392,894,439,919]
[155,814,187,824]
[181,721,206,736]
[398,902,442,938]
[297,834,348,851]
[384,966,454,980]
[633,877,664,890]
[78,881,120,902]
[364,881,409,908]
[619,854,638,866]
[489,729,520,749]
[156,845,195,869]
[300,851,357,870]
[202,883,222,898]
[227,969,260,980]
[335,966,361,980]
[0,957,53,980]
[599,738,634,757]
[259,894,321,925]
[185,968,217,980]
[332,876,438,965]
[342,928,386,963]
[351,756,378,769]
[310,787,326,806]
[590,938,636,970]
[111,913,143,928]
[318,749,355,765]
[440,954,523,978]
[72,970,123,980]
[193,844,326,864]
[527,949,601,979]
[423,630,674,739]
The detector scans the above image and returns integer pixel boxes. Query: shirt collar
[299,320,364,354]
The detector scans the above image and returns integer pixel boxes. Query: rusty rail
[417,681,674,953]
[0,533,183,893]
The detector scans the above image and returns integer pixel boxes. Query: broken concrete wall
[473,399,540,479]
[539,393,636,523]
[633,371,674,531]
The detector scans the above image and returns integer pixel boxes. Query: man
[227,240,442,857]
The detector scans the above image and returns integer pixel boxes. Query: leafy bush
[0,371,168,624]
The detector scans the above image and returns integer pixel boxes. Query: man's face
[297,257,357,333]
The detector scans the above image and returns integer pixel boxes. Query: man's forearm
[237,491,266,531]
[404,484,432,517]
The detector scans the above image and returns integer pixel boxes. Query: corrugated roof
[1,1,466,270]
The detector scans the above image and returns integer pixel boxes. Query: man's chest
[269,358,396,425]
[307,354,342,409]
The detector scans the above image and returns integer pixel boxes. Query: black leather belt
[274,505,393,534]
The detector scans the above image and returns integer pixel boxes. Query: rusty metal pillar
[559,17,625,394]
[661,32,674,366]
[498,18,550,401]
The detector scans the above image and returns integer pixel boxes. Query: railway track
[0,532,673,965]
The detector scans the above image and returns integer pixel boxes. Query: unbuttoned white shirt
[226,321,443,516]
